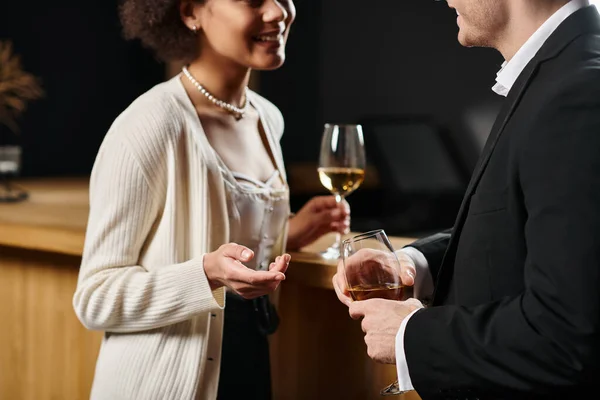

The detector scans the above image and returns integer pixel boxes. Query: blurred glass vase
[0,145,27,202]
[0,40,44,202]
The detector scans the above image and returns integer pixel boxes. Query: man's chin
[458,34,481,48]
[457,31,472,47]
[457,30,493,49]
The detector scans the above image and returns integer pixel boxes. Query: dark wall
[258,0,324,166]
[0,1,164,177]
[1,0,507,179]
[261,0,505,171]
[258,0,507,233]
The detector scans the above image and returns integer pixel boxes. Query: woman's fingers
[226,260,285,285]
[269,254,291,274]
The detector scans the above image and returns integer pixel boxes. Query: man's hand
[349,298,424,364]
[332,248,416,307]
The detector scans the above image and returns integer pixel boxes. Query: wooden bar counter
[0,178,420,400]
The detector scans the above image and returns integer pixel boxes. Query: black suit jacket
[406,6,600,400]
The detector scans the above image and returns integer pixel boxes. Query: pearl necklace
[182,66,248,119]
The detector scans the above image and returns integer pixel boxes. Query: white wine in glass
[317,167,365,198]
[318,124,366,260]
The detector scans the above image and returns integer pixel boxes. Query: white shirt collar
[492,0,590,96]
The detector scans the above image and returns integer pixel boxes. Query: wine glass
[342,229,412,396]
[318,124,366,260]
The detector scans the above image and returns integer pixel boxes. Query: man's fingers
[349,298,384,320]
[334,261,354,306]
[397,251,417,287]
[402,266,416,287]
[361,318,369,333]
[354,248,380,264]
[333,273,352,307]
[344,249,382,279]
[336,258,345,275]
[349,300,366,320]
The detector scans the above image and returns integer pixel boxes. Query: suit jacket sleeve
[404,73,600,398]
[405,228,452,283]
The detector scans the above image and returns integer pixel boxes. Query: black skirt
[217,292,278,400]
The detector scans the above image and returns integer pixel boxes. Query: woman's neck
[185,57,251,108]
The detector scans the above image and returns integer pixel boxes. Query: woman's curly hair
[119,0,205,62]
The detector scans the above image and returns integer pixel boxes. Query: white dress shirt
[394,0,590,391]
[493,0,591,96]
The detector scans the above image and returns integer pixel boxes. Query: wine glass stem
[334,193,343,249]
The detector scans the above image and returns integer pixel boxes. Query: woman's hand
[286,195,350,251]
[203,243,291,299]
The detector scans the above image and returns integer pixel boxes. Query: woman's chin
[249,54,286,71]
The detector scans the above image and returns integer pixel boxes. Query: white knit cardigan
[73,75,286,400]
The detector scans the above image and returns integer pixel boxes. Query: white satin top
[217,159,290,272]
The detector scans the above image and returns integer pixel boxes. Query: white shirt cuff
[395,308,421,391]
[399,247,434,300]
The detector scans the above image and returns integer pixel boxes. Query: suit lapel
[458,59,538,223]
[431,6,600,305]
[431,60,539,305]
